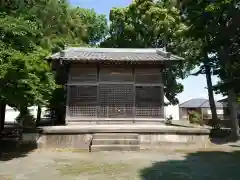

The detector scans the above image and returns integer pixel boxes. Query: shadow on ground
[0,140,37,162]
[0,123,39,161]
[0,140,37,161]
[209,128,238,145]
[230,144,240,148]
[139,150,240,180]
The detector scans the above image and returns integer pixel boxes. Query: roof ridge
[67,47,163,53]
[48,47,184,61]
[179,98,208,107]
[179,98,192,106]
[199,99,209,108]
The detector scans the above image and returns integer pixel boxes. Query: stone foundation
[37,134,92,150]
[26,125,210,151]
[139,134,210,150]
[22,133,39,144]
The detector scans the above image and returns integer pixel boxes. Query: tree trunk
[204,58,219,129]
[218,46,239,140]
[19,106,28,127]
[228,89,240,141]
[0,101,6,132]
[20,106,28,116]
[36,105,41,126]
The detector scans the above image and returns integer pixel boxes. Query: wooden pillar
[65,85,70,125]
[65,63,70,125]
[133,66,136,123]
[97,64,100,121]
[161,86,165,118]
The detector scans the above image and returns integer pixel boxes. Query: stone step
[93,133,139,140]
[92,139,140,145]
[90,144,140,152]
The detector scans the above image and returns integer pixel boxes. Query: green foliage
[0,14,39,53]
[0,0,108,50]
[0,12,56,110]
[188,111,203,125]
[104,0,187,48]
[182,0,240,94]
[72,8,108,45]
[0,49,55,109]
[163,64,184,105]
[0,0,108,122]
[180,0,240,131]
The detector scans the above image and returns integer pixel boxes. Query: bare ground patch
[0,145,240,180]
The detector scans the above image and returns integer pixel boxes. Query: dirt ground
[0,144,240,180]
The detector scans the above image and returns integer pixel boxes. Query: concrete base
[35,124,210,151]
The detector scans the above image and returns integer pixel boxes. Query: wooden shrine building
[49,48,183,124]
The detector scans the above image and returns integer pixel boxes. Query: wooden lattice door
[68,85,98,117]
[135,86,163,118]
[99,84,134,118]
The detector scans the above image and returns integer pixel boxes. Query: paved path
[0,145,240,180]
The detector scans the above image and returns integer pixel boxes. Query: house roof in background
[218,98,228,102]
[48,47,184,62]
[201,100,223,108]
[179,98,223,108]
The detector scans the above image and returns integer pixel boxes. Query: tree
[212,1,240,140]
[0,0,108,128]
[0,101,6,132]
[0,0,108,50]
[101,0,195,105]
[182,0,240,139]
[71,8,108,45]
[179,0,222,129]
[190,53,220,129]
[0,15,50,117]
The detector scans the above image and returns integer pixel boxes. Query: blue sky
[69,0,132,15]
[69,0,224,103]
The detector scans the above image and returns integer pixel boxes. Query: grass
[55,159,132,177]
[54,148,240,180]
[2,144,240,180]
[53,148,89,153]
[140,150,240,180]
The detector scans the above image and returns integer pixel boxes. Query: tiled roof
[179,98,223,108]
[200,100,223,108]
[48,47,183,62]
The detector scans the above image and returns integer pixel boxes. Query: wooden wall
[66,64,164,121]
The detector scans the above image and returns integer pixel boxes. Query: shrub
[188,111,203,125]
